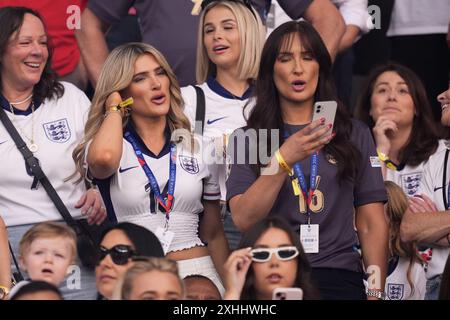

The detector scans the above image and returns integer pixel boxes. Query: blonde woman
[73,43,227,294]
[181,0,265,249]
[384,181,426,300]
[116,257,184,300]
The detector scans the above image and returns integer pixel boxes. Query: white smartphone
[272,287,304,300]
[311,101,337,138]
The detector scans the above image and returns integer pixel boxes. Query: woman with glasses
[223,216,317,300]
[95,222,164,300]
[181,0,264,250]
[226,21,389,299]
[115,257,185,300]
[74,42,227,296]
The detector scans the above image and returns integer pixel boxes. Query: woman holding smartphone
[226,21,389,299]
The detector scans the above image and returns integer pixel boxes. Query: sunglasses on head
[250,246,299,263]
[97,245,136,266]
[201,0,255,16]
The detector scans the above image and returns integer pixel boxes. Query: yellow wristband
[376,149,388,161]
[376,149,398,170]
[119,97,134,108]
[275,150,293,175]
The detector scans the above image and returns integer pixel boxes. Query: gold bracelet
[104,109,122,118]
[275,150,293,175]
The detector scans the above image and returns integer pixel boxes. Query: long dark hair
[0,6,63,101]
[245,21,360,182]
[99,222,164,258]
[238,216,319,300]
[354,62,443,166]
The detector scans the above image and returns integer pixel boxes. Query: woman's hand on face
[104,92,123,112]
[75,188,107,225]
[223,247,253,300]
[372,116,398,155]
[279,118,333,167]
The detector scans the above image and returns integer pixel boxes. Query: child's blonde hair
[384,181,424,297]
[19,222,77,263]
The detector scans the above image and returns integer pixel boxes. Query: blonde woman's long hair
[196,1,265,84]
[72,43,191,183]
[384,181,424,297]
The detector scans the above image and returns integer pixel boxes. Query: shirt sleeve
[88,0,134,26]
[203,162,221,201]
[225,129,258,201]
[352,120,387,207]
[275,0,313,20]
[338,0,371,34]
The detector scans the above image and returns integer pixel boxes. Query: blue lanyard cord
[124,131,176,220]
[284,131,319,215]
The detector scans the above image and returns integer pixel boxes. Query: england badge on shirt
[387,283,404,300]
[179,155,199,174]
[43,118,71,143]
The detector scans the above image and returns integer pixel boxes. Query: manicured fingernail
[320,117,325,123]
[328,124,333,128]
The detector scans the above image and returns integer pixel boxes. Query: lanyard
[284,131,319,222]
[124,131,176,222]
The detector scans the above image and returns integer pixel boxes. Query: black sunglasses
[201,0,255,17]
[96,245,137,266]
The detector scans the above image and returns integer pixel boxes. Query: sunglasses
[250,246,299,263]
[97,245,137,266]
[201,0,255,17]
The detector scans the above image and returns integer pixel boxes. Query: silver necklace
[9,93,33,106]
[9,101,38,153]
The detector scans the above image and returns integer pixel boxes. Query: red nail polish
[320,117,325,123]
[328,124,333,129]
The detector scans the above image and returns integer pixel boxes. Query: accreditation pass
[300,224,319,253]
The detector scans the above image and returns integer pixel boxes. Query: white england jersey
[0,82,90,226]
[385,140,447,197]
[95,125,221,253]
[385,257,426,300]
[181,78,255,200]
[417,142,450,279]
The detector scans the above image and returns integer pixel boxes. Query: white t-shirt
[0,82,90,226]
[385,257,426,300]
[94,124,221,253]
[387,0,450,37]
[417,142,450,279]
[181,78,255,201]
[266,0,372,36]
[385,140,447,197]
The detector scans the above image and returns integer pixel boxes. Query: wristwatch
[366,289,386,300]
[0,286,9,300]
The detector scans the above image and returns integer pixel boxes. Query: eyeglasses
[201,0,255,17]
[250,246,299,263]
[96,245,137,265]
